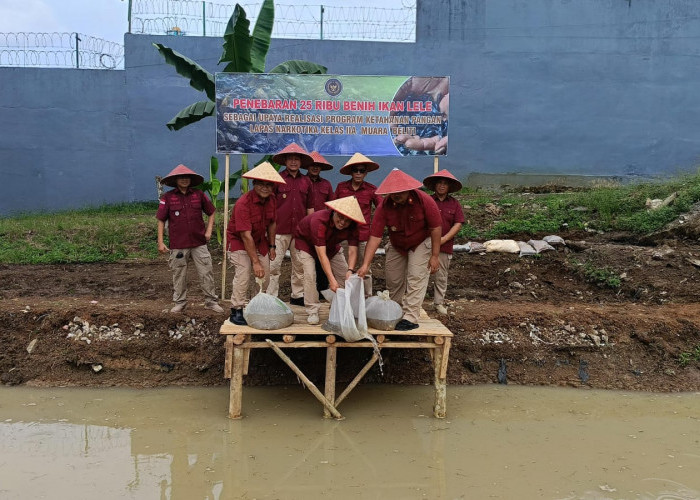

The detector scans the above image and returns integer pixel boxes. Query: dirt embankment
[1,230,700,391]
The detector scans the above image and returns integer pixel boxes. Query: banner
[216,74,449,157]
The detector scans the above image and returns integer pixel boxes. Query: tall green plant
[153,0,327,193]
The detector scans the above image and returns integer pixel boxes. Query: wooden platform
[220,303,453,419]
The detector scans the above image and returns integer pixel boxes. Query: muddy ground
[2,220,700,393]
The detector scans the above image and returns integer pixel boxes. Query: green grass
[3,172,700,264]
[678,345,700,367]
[0,202,162,264]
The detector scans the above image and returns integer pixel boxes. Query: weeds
[678,345,700,367]
[569,258,621,289]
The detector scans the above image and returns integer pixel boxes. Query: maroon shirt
[227,189,276,255]
[275,169,313,234]
[294,209,359,260]
[334,180,382,241]
[308,175,336,212]
[432,194,465,254]
[156,188,215,249]
[370,189,442,255]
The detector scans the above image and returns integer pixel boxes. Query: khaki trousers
[293,241,348,316]
[169,245,218,306]
[266,234,304,298]
[342,240,372,296]
[433,252,452,305]
[384,237,432,324]
[228,250,270,309]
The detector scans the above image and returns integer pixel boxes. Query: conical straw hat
[339,152,380,175]
[325,196,366,224]
[271,142,313,167]
[375,168,423,195]
[307,151,334,171]
[161,164,204,187]
[423,169,463,193]
[243,162,286,184]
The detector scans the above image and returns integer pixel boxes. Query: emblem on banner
[325,78,342,97]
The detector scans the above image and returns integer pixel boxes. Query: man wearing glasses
[335,152,383,296]
[226,162,285,325]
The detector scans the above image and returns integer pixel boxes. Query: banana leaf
[153,43,215,101]
[219,4,253,73]
[166,100,216,131]
[250,0,274,72]
[269,60,328,74]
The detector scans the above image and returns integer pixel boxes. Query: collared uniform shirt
[334,180,382,241]
[432,194,465,254]
[370,189,442,255]
[227,189,276,255]
[275,169,313,235]
[294,209,360,260]
[308,174,336,212]
[156,188,215,249]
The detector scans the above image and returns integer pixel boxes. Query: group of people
[156,142,465,331]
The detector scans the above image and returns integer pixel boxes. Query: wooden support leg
[265,339,343,419]
[335,352,379,407]
[224,336,233,379]
[229,347,244,419]
[324,346,337,419]
[433,345,447,419]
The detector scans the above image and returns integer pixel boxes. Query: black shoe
[229,308,247,326]
[394,319,419,331]
[289,296,304,306]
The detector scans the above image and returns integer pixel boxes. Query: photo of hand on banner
[391,76,449,156]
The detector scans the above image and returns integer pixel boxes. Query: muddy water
[0,385,698,500]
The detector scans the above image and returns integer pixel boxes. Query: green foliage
[569,258,621,289]
[0,202,159,264]
[678,345,700,367]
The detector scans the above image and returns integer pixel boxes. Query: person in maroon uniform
[423,170,465,315]
[357,168,442,331]
[334,152,382,296]
[293,196,365,325]
[266,143,314,305]
[307,151,336,212]
[156,164,224,314]
[226,162,285,325]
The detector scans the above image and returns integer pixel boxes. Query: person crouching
[292,196,366,325]
[226,162,286,325]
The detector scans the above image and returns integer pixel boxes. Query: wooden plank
[324,346,337,419]
[335,352,379,407]
[265,339,343,420]
[241,341,438,349]
[229,347,244,419]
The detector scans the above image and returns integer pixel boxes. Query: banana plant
[154,0,327,131]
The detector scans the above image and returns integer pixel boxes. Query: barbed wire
[0,32,124,69]
[131,1,416,41]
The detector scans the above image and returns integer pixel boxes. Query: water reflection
[0,385,698,499]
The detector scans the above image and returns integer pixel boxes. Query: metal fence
[0,32,124,69]
[130,0,416,41]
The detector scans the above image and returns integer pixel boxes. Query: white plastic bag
[243,278,294,330]
[543,235,566,246]
[484,239,520,253]
[365,291,403,330]
[321,274,368,341]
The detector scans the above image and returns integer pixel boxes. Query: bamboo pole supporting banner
[221,154,230,300]
[265,339,343,419]
[433,155,439,174]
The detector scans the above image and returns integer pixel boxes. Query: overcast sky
[0,0,412,44]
